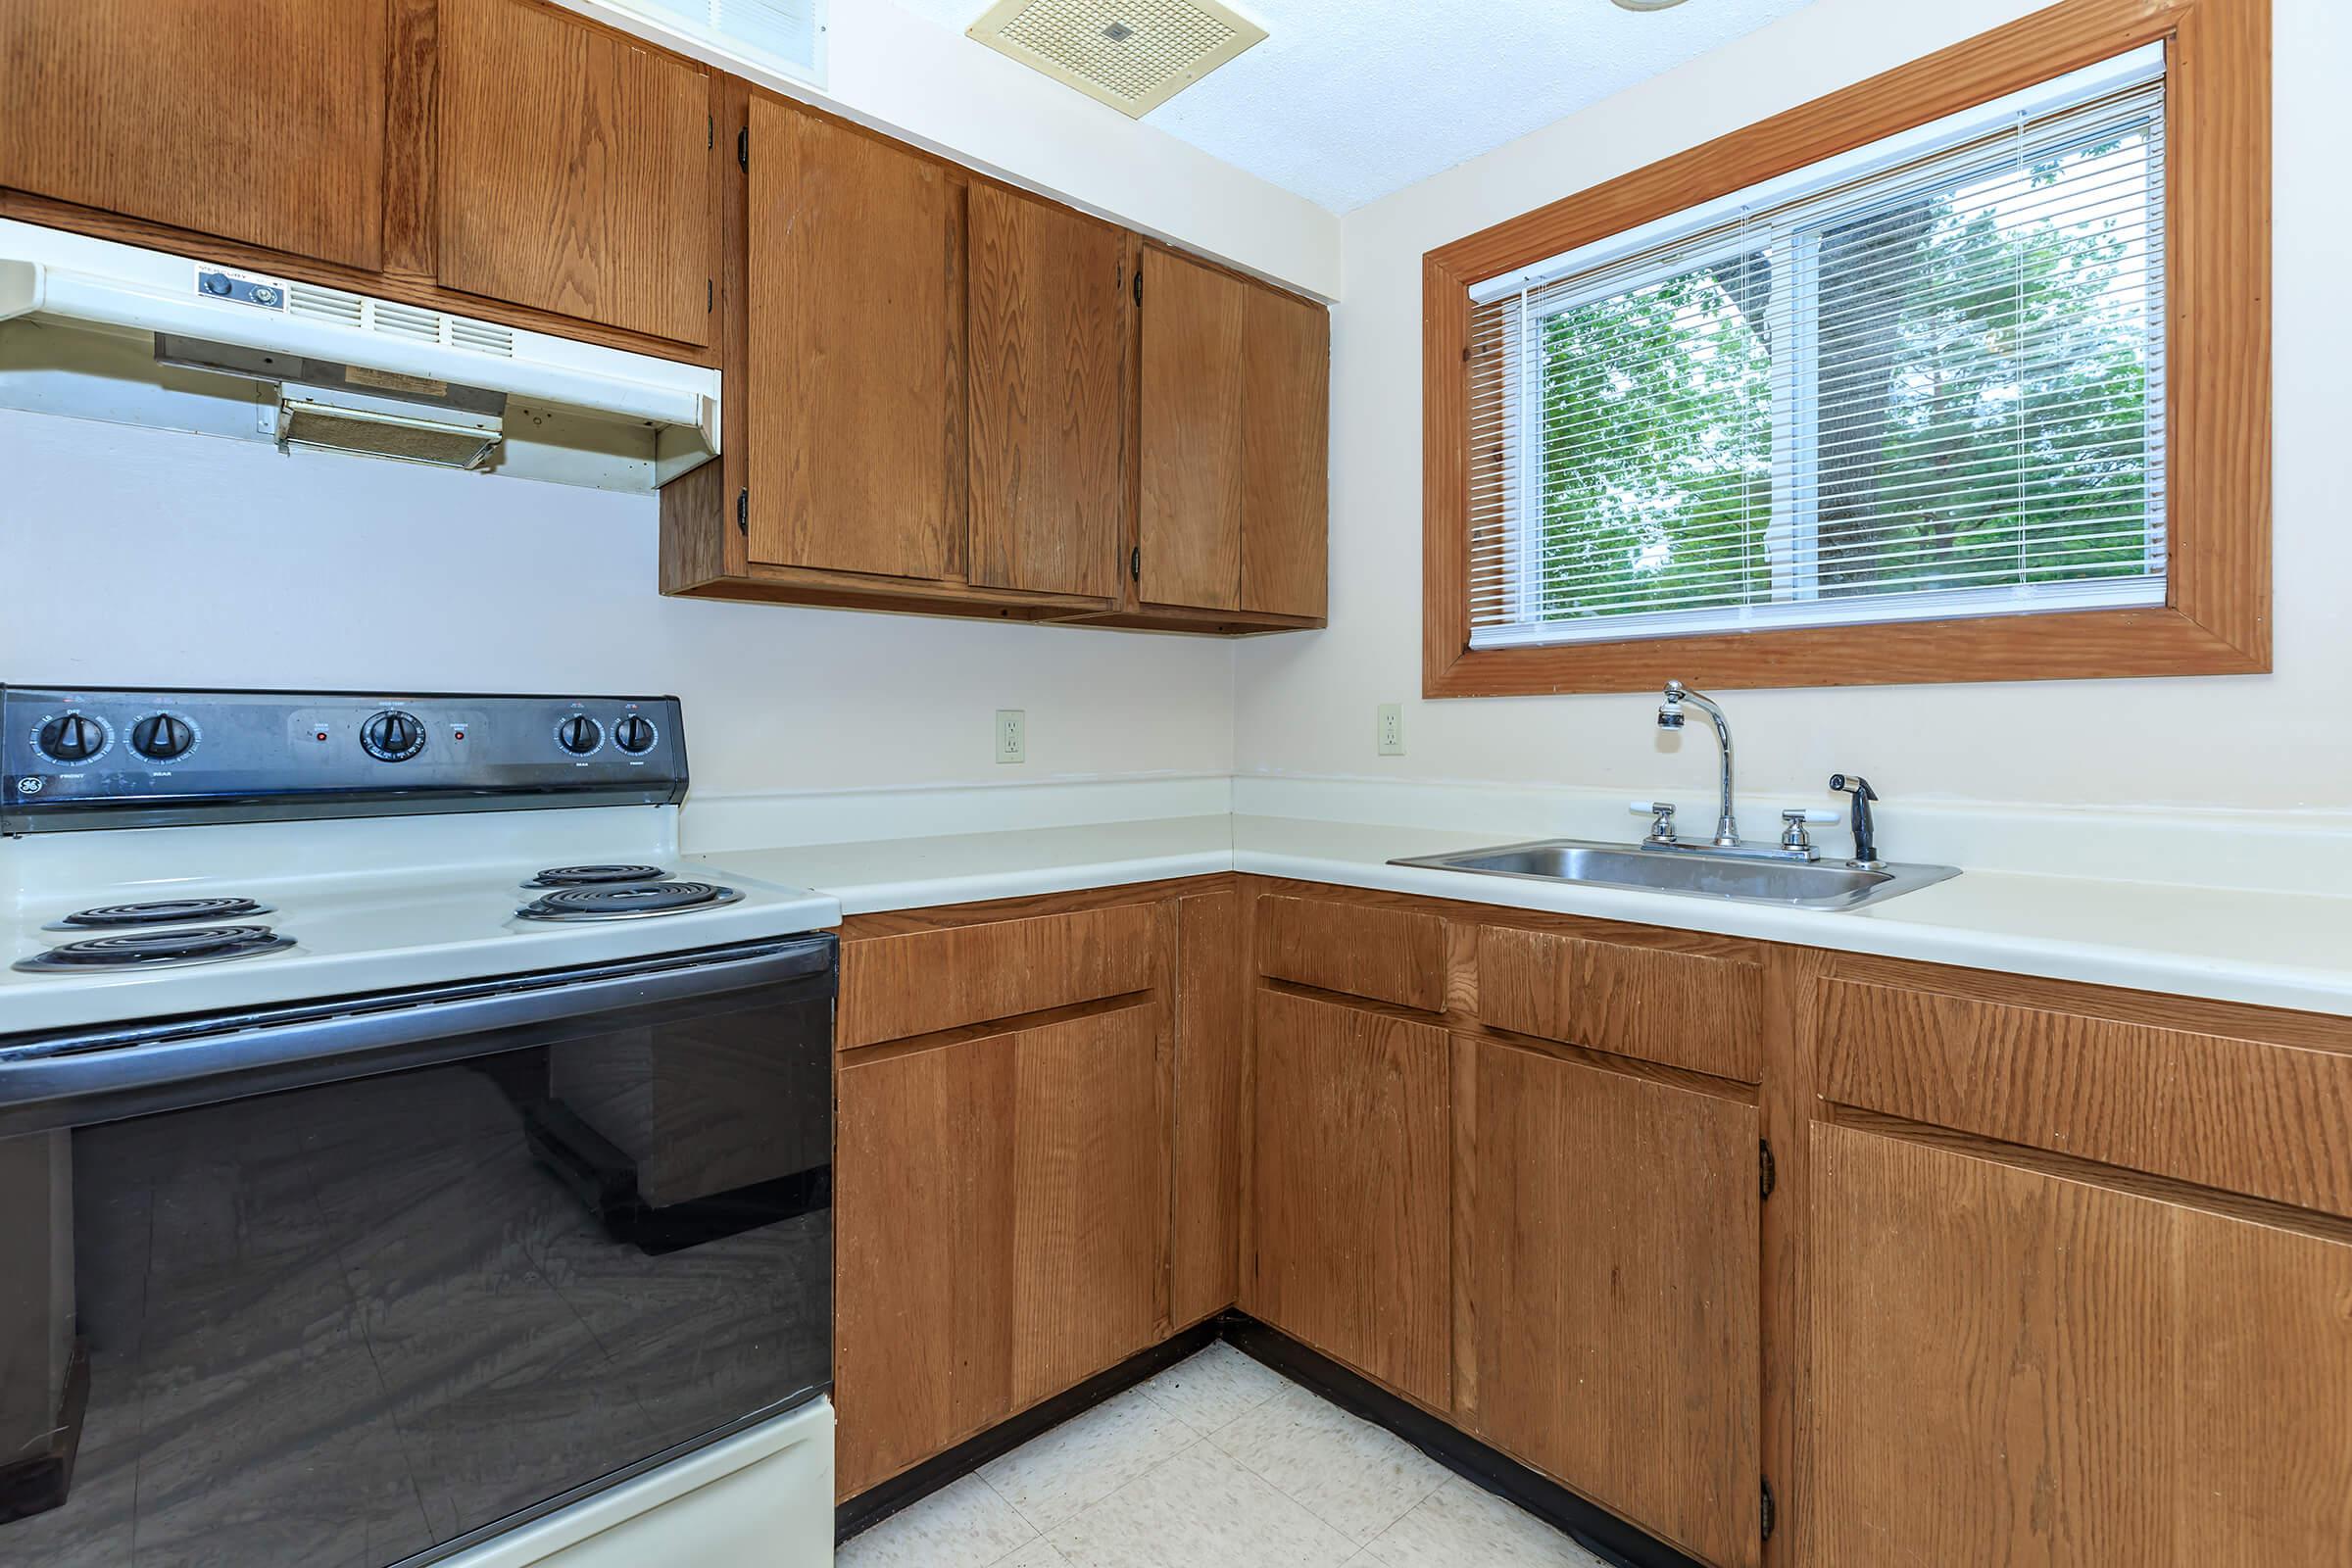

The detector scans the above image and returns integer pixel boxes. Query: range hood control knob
[557,715,603,756]
[36,712,109,763]
[130,713,196,761]
[612,715,659,755]
[362,710,426,761]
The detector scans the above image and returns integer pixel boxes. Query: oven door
[0,935,834,1568]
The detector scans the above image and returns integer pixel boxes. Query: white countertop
[695,810,2352,1020]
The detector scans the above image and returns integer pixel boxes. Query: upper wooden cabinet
[1138,244,1328,619]
[0,0,393,270]
[662,99,1328,634]
[744,97,964,583]
[966,184,1130,603]
[435,0,713,345]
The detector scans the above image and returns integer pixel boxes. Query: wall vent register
[967,0,1268,117]
[1464,47,2168,650]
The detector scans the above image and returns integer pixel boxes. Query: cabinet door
[1138,246,1247,611]
[1247,989,1449,1407]
[836,1004,1167,1497]
[1238,283,1329,616]
[1463,1040,1762,1568]
[1171,890,1244,1326]
[1813,1121,2352,1568]
[436,0,710,345]
[0,0,390,270]
[746,96,963,581]
[836,1025,1014,1497]
[966,184,1127,601]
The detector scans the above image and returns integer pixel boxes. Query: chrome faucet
[1656,680,1740,848]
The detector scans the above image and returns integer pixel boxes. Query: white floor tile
[978,1388,1200,1530]
[1047,1442,1358,1568]
[1206,1384,1452,1543]
[1133,1342,1292,1434]
[999,1542,1071,1567]
[1359,1477,1612,1568]
[838,1475,1039,1568]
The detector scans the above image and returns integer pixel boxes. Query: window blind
[1465,48,2167,650]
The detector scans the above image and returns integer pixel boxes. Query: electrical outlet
[995,709,1026,764]
[1376,702,1405,757]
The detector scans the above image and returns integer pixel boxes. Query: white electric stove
[0,685,838,1568]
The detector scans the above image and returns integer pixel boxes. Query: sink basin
[1390,839,1958,911]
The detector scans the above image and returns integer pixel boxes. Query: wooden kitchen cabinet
[1460,1038,1762,1568]
[1247,988,1450,1409]
[434,0,714,345]
[744,97,965,582]
[1811,1119,2352,1568]
[965,183,1131,603]
[836,1000,1169,1498]
[1137,245,1329,620]
[0,0,394,270]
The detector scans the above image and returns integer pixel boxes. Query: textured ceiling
[901,0,1821,212]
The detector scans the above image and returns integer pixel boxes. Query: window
[1422,0,2268,695]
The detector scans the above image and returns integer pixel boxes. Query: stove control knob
[557,715,603,756]
[362,710,426,761]
[36,711,109,764]
[612,715,659,755]
[130,713,196,761]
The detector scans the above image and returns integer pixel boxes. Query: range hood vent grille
[285,283,516,359]
[967,0,1266,118]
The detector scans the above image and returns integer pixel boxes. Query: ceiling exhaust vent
[967,0,1267,118]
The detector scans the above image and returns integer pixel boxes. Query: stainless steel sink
[1390,839,1958,911]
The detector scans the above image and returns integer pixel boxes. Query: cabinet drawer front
[839,904,1160,1048]
[1255,895,1446,1011]
[1820,977,2352,1217]
[1477,925,1763,1081]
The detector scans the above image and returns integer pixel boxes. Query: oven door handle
[0,938,834,1138]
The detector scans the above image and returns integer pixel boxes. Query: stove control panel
[2,686,688,834]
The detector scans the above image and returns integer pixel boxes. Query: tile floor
[839,1344,1612,1568]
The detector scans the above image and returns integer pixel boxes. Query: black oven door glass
[0,937,834,1568]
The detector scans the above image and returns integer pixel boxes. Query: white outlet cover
[996,709,1026,764]
[1376,702,1404,757]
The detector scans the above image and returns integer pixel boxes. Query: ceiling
[900,0,1821,212]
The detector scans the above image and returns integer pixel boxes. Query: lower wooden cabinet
[1459,1039,1763,1568]
[1245,988,1451,1409]
[1811,1119,2352,1568]
[836,1001,1169,1497]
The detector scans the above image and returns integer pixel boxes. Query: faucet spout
[1658,680,1739,847]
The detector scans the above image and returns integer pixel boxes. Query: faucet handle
[1629,800,1679,841]
[1779,808,1837,855]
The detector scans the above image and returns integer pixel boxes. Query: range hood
[0,220,718,491]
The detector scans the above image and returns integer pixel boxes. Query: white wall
[566,0,1342,299]
[1236,0,2352,812]
[0,411,1235,798]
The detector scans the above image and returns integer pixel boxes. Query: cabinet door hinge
[736,488,748,536]
[707,278,714,313]
[737,126,750,172]
[1761,1479,1777,1544]
[708,115,714,150]
[1130,546,1142,582]
[1133,268,1143,307]
[1759,1139,1777,1202]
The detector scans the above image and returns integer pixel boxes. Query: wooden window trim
[1421,0,2270,697]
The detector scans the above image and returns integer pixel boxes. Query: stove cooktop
[14,925,296,974]
[46,897,276,932]
[516,880,745,922]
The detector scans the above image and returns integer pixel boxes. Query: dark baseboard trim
[1216,1314,1709,1568]
[835,1315,1222,1543]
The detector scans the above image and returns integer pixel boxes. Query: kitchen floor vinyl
[838,1344,1611,1568]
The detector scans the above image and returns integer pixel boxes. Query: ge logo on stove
[16,777,42,794]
